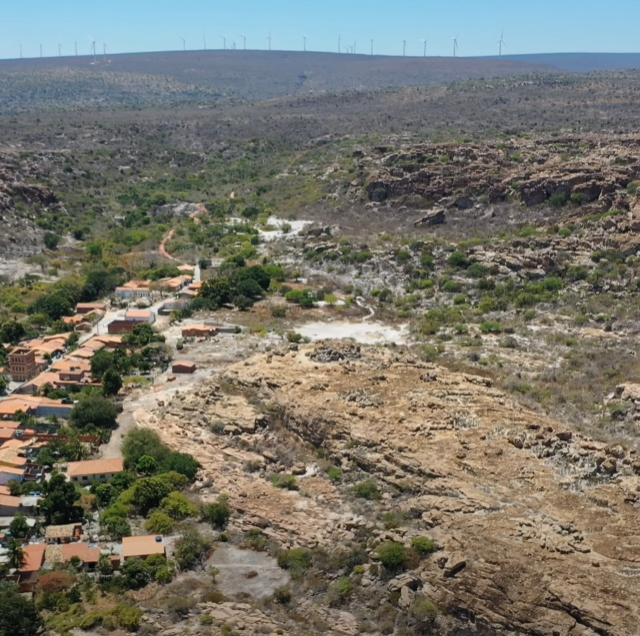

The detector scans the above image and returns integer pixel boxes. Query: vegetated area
[0,50,559,110]
[4,62,640,636]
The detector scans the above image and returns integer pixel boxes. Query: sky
[1,0,639,61]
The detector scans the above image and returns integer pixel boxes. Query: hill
[488,52,640,72]
[0,50,556,110]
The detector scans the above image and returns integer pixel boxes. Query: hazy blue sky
[2,0,639,60]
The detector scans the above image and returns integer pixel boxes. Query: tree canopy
[40,473,84,525]
[70,394,119,430]
[0,582,43,636]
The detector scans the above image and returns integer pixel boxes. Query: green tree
[120,559,153,590]
[132,476,173,514]
[122,429,170,469]
[93,483,116,507]
[145,511,175,534]
[70,394,118,430]
[200,496,231,529]
[90,350,116,380]
[376,542,406,569]
[40,473,84,525]
[0,321,26,345]
[102,369,123,396]
[160,492,197,520]
[161,452,201,481]
[0,581,43,636]
[44,232,60,250]
[136,455,158,475]
[6,539,26,570]
[8,515,29,539]
[173,525,212,571]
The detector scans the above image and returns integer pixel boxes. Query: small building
[18,543,47,593]
[172,361,197,374]
[181,325,218,338]
[124,309,156,324]
[114,282,152,299]
[18,372,63,396]
[8,348,37,383]
[158,300,190,316]
[107,320,137,335]
[177,264,195,274]
[122,535,166,560]
[62,315,89,328]
[45,543,101,570]
[44,523,83,544]
[76,302,108,315]
[0,466,24,487]
[67,458,124,484]
[0,396,72,420]
[178,289,198,301]
[0,494,24,516]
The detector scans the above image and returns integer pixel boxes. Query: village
[0,265,230,595]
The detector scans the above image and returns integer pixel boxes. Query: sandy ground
[207,544,290,600]
[297,320,408,345]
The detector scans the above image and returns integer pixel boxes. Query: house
[0,494,24,516]
[181,325,218,338]
[0,466,24,486]
[45,523,83,544]
[8,348,37,383]
[158,300,190,316]
[62,315,89,328]
[67,347,97,360]
[124,309,156,324]
[177,265,195,274]
[178,289,198,301]
[18,543,47,593]
[114,281,152,299]
[0,396,73,420]
[90,335,123,349]
[18,372,63,396]
[158,276,192,293]
[172,361,197,374]
[67,458,124,484]
[107,320,137,335]
[45,543,101,570]
[122,535,166,560]
[76,302,108,315]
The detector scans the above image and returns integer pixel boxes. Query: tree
[102,369,123,397]
[120,559,153,590]
[9,515,29,539]
[200,496,231,529]
[136,455,158,476]
[0,581,43,636]
[93,483,116,507]
[6,539,25,570]
[7,479,22,496]
[145,511,174,535]
[70,394,118,430]
[376,542,407,570]
[40,473,84,525]
[122,428,170,469]
[160,492,197,520]
[161,452,201,481]
[90,350,116,380]
[132,476,173,514]
[173,525,212,571]
[44,232,60,250]
[0,320,26,345]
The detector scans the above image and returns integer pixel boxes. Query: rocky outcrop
[149,344,640,636]
[362,136,640,213]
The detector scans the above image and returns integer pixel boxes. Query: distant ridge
[483,53,640,73]
[0,50,557,103]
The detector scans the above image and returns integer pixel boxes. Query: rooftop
[125,309,153,318]
[122,535,165,559]
[67,458,124,478]
[0,494,22,508]
[44,523,82,539]
[46,543,101,565]
[21,543,46,573]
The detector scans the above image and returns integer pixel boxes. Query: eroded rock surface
[146,343,640,636]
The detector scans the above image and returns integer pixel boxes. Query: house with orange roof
[115,281,152,299]
[17,543,47,593]
[124,309,156,324]
[0,466,24,486]
[182,325,218,338]
[17,372,62,396]
[122,535,166,560]
[45,543,101,571]
[76,302,108,314]
[62,315,89,328]
[67,458,124,484]
[0,396,73,420]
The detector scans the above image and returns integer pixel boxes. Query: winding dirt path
[159,228,178,261]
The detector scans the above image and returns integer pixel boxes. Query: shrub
[353,481,381,500]
[286,331,303,343]
[173,525,212,571]
[160,492,197,520]
[549,193,567,207]
[411,537,437,554]
[376,542,406,569]
[271,306,287,318]
[167,596,194,619]
[413,599,439,624]
[327,577,353,606]
[448,251,469,268]
[273,587,292,604]
[145,511,175,535]
[277,548,312,577]
[115,605,142,632]
[327,467,343,482]
[200,495,231,529]
[442,280,462,293]
[480,321,502,334]
[271,474,298,490]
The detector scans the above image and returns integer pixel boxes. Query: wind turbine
[89,36,96,64]
[371,39,374,55]
[303,35,307,52]
[403,39,407,57]
[40,44,43,58]
[75,42,78,56]
[353,40,356,54]
[220,36,226,50]
[58,43,62,57]
[103,43,108,62]
[239,35,246,50]
[338,35,341,54]
[267,30,272,51]
[180,37,186,51]
[422,39,428,57]
[453,36,459,57]
[203,34,207,50]
[498,31,506,57]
